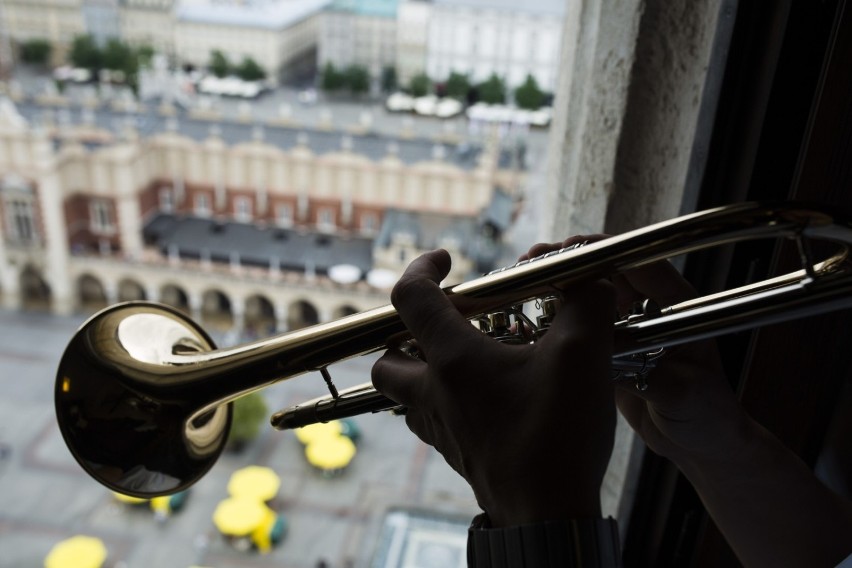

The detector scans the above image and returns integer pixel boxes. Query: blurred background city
[0,0,771,564]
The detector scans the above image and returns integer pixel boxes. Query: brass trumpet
[54,202,852,498]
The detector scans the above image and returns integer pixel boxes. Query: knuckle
[370,359,386,387]
[390,276,433,309]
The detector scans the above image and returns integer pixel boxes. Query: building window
[317,207,336,232]
[194,193,211,217]
[159,188,174,212]
[2,175,38,244]
[361,212,378,234]
[234,196,252,222]
[90,199,115,234]
[275,203,294,228]
[6,198,37,243]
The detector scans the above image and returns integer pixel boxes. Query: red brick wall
[185,182,216,216]
[64,194,120,253]
[309,197,341,229]
[138,178,167,219]
[135,179,383,236]
[352,203,385,233]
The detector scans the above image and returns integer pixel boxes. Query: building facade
[81,0,120,46]
[394,0,431,86]
[0,0,86,63]
[0,101,516,334]
[174,0,327,81]
[318,0,398,88]
[118,0,176,58]
[423,0,565,92]
[0,0,324,82]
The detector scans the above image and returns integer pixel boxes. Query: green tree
[320,61,345,91]
[69,35,101,70]
[346,64,369,95]
[236,56,266,81]
[409,72,431,97]
[478,72,506,104]
[380,66,397,93]
[102,38,133,71]
[514,74,545,110]
[95,39,142,89]
[209,49,230,78]
[136,45,155,67]
[19,39,52,66]
[228,391,269,451]
[445,71,470,100]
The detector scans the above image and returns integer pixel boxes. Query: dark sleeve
[467,514,621,567]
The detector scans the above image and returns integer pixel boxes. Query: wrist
[486,500,603,528]
[468,514,621,567]
[480,484,602,528]
[670,406,755,476]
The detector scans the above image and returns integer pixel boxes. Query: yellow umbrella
[251,506,278,553]
[305,435,357,471]
[213,497,267,536]
[295,420,342,445]
[45,535,107,568]
[227,466,281,501]
[150,495,171,516]
[112,491,147,505]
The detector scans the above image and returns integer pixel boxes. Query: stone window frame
[541,0,735,525]
[275,202,294,228]
[233,196,253,223]
[316,206,336,233]
[89,198,116,235]
[194,192,211,218]
[1,174,39,244]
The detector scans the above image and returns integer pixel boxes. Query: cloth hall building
[0,99,517,339]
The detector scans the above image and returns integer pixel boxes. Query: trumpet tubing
[54,202,852,498]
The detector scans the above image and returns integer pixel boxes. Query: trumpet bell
[55,302,232,498]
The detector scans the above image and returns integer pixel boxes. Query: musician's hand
[521,236,744,466]
[523,237,852,568]
[371,249,617,527]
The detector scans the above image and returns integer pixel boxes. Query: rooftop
[143,215,375,275]
[10,101,490,170]
[176,0,330,29]
[327,0,398,18]
[433,0,565,16]
[376,195,510,274]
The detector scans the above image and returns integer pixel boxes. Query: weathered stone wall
[543,0,724,239]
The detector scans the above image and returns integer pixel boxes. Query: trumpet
[55,201,852,498]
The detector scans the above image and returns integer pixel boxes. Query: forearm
[674,411,852,568]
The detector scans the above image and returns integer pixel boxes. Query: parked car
[53,66,93,84]
[385,92,414,112]
[434,97,463,118]
[466,102,552,126]
[413,95,438,115]
[198,75,263,99]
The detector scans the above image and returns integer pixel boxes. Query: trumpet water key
[54,202,852,498]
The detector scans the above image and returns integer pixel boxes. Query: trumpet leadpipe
[272,262,852,430]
